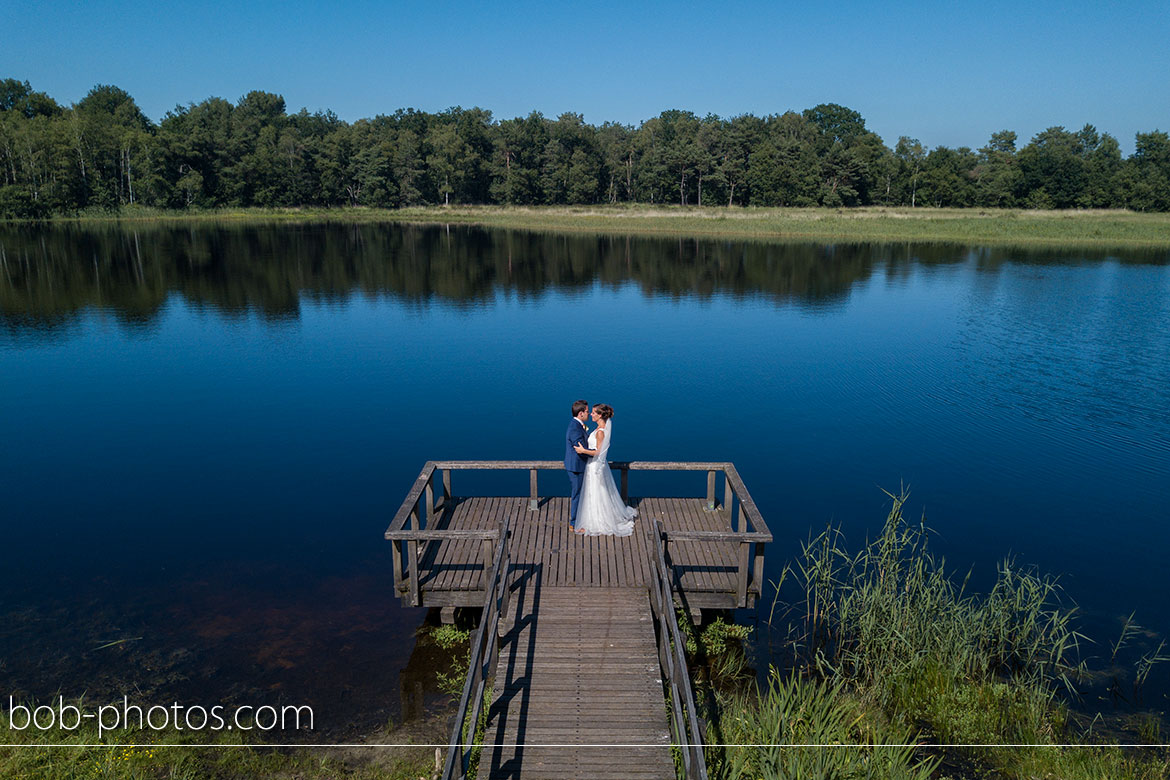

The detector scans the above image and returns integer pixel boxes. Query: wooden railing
[384,460,772,607]
[440,514,512,780]
[649,519,709,780]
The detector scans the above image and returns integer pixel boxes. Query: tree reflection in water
[5,222,1166,332]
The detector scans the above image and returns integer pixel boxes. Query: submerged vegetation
[695,493,1170,780]
[0,621,481,779]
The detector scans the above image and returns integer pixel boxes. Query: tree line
[2,77,1169,218]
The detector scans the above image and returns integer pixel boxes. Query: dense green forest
[2,77,1169,218]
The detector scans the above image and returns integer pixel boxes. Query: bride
[573,403,636,536]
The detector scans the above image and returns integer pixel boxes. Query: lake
[2,222,1168,735]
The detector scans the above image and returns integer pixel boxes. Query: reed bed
[796,492,1082,725]
[701,492,1170,780]
[709,672,937,780]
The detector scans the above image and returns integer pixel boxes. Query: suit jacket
[564,419,589,472]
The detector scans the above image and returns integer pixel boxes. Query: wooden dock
[385,461,772,780]
[483,586,674,779]
[387,461,771,613]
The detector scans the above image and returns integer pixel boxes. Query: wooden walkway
[419,496,750,597]
[395,495,768,612]
[387,462,771,780]
[482,586,674,780]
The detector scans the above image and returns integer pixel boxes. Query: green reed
[709,671,937,780]
[792,491,1085,718]
[702,491,1170,779]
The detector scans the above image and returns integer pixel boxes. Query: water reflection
[4,222,1167,331]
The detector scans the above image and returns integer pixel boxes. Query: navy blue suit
[565,419,589,524]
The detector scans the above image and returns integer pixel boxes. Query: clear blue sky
[5,0,1168,154]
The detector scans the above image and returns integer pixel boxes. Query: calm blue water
[2,224,1169,731]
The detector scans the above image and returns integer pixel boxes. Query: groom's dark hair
[571,400,589,416]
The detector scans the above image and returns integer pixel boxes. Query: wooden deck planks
[409,496,748,605]
[483,586,674,780]
[680,496,719,592]
[420,498,462,589]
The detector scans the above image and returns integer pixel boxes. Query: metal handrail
[441,514,512,780]
[648,520,709,780]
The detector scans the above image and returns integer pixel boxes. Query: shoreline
[10,204,1170,249]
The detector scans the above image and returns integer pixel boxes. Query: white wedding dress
[575,421,636,536]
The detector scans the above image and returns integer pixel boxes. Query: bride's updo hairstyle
[594,403,614,421]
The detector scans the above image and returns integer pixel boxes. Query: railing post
[734,501,742,533]
[753,542,765,600]
[498,542,513,639]
[425,478,434,526]
[392,540,405,594]
[737,541,750,608]
[706,470,716,511]
[529,468,538,511]
[442,469,451,505]
[408,504,420,607]
[724,471,734,519]
[620,465,629,503]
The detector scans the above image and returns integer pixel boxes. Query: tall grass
[25,204,1170,248]
[704,492,1170,780]
[795,491,1083,725]
[390,205,1170,248]
[710,671,938,780]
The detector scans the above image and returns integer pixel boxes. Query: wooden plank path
[403,496,765,610]
[482,586,674,780]
[387,461,771,780]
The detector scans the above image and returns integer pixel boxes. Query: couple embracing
[563,400,637,536]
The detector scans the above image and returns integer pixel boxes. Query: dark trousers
[567,470,584,524]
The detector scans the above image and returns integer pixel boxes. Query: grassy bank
[0,713,440,780]
[392,205,1170,248]
[22,204,1170,249]
[699,493,1170,780]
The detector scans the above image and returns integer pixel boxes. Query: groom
[564,400,590,530]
